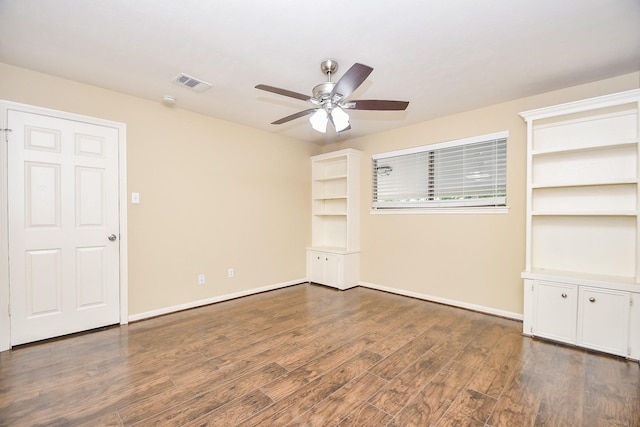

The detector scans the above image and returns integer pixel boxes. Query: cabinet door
[323,253,342,288]
[308,251,324,284]
[577,287,630,356]
[533,281,577,344]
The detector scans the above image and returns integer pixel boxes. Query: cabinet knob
[589,297,596,303]
[316,256,320,260]
[561,293,567,298]
[325,258,329,261]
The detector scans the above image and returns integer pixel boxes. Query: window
[372,131,507,210]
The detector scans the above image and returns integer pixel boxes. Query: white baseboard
[128,278,307,322]
[359,281,523,321]
[128,279,524,324]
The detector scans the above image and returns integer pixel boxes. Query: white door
[323,253,341,288]
[532,281,578,344]
[307,250,324,284]
[577,287,630,356]
[8,109,121,346]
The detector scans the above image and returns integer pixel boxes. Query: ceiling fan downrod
[312,60,340,105]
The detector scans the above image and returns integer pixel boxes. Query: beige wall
[326,72,640,316]
[2,61,638,320]
[0,63,321,317]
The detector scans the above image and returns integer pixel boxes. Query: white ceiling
[1,0,639,144]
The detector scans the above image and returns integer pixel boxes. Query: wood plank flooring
[1,283,639,426]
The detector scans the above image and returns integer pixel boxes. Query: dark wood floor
[1,284,639,426]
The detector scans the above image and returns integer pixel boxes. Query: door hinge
[0,128,12,143]
[7,304,10,316]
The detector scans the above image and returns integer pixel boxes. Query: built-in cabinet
[520,89,640,360]
[307,149,361,290]
[529,279,632,357]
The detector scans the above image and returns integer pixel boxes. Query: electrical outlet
[198,274,205,285]
[227,268,234,278]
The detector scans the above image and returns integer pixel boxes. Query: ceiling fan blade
[271,108,318,125]
[330,63,373,99]
[342,100,409,111]
[255,84,310,101]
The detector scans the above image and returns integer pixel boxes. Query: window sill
[369,206,510,215]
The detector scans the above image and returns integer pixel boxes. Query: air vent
[173,73,212,92]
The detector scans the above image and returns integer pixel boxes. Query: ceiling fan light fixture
[331,107,350,132]
[309,109,328,133]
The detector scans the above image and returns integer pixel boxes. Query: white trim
[370,206,510,215]
[312,148,362,162]
[372,130,509,160]
[0,100,128,352]
[117,122,129,326]
[0,105,9,352]
[520,89,640,122]
[359,281,523,321]
[128,278,306,322]
[522,270,639,292]
[372,198,507,209]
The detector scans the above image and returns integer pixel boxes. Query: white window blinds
[372,131,508,209]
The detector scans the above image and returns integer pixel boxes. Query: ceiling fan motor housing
[312,82,336,102]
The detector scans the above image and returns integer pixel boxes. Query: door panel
[577,287,630,356]
[26,249,62,316]
[76,246,106,308]
[308,251,324,284]
[533,281,577,343]
[77,167,105,226]
[26,162,60,227]
[324,254,341,288]
[9,109,120,346]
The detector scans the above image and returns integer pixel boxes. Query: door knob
[108,234,117,241]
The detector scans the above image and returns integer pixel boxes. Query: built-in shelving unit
[520,89,640,360]
[307,149,361,290]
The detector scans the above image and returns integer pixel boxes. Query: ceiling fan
[255,59,409,133]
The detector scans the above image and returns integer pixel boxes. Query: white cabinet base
[307,248,359,290]
[523,273,639,360]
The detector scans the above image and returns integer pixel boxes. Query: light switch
[131,192,140,204]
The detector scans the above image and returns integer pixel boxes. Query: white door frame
[0,100,128,352]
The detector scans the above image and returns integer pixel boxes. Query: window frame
[370,131,509,215]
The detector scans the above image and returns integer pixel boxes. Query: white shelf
[531,211,637,216]
[306,246,359,255]
[531,139,639,156]
[531,178,637,189]
[523,269,638,292]
[314,174,347,182]
[314,196,347,200]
